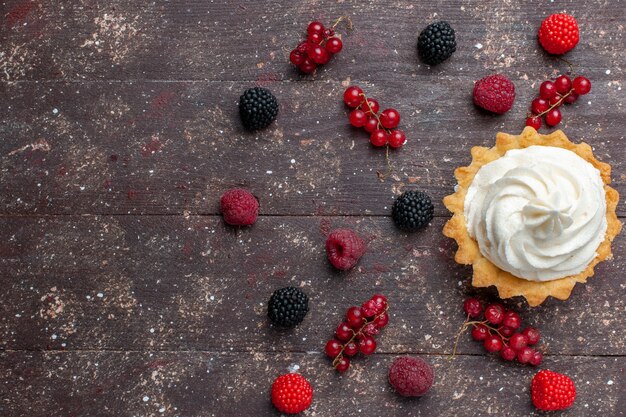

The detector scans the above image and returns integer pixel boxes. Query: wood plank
[2,80,625,216]
[1,351,623,416]
[2,216,624,354]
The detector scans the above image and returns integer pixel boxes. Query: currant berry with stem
[522,327,541,345]
[336,322,353,341]
[380,108,400,129]
[502,311,521,330]
[349,109,367,127]
[362,98,380,116]
[370,129,388,147]
[364,117,379,133]
[564,92,579,104]
[463,298,483,318]
[335,356,350,372]
[325,37,343,54]
[359,336,377,355]
[346,306,365,328]
[517,347,534,364]
[290,50,305,66]
[307,21,325,36]
[509,333,528,351]
[573,76,591,95]
[531,98,550,115]
[555,75,572,94]
[388,130,406,149]
[498,326,515,338]
[529,350,543,366]
[325,340,342,358]
[471,324,489,341]
[343,341,358,356]
[539,81,558,100]
[545,108,562,127]
[298,57,316,74]
[484,304,505,325]
[526,116,541,130]
[344,86,363,107]
[501,345,517,361]
[373,312,389,328]
[484,335,503,352]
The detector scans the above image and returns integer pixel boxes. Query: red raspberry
[325,228,366,270]
[219,188,259,226]
[271,373,313,414]
[538,14,579,55]
[388,356,434,397]
[472,74,516,114]
[531,370,576,411]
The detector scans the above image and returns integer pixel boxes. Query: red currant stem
[450,314,471,359]
[357,92,395,180]
[331,15,353,31]
[331,307,388,368]
[528,88,574,119]
[557,57,578,76]
[452,317,513,358]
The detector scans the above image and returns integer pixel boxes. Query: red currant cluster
[525,75,591,129]
[289,20,345,74]
[460,298,543,366]
[343,86,406,148]
[325,295,389,372]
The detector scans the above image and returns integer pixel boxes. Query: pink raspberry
[388,356,434,397]
[325,229,366,270]
[472,74,516,114]
[220,188,259,226]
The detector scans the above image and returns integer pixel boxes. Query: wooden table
[1,1,624,415]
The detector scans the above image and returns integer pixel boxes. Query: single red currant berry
[343,341,358,356]
[370,294,388,311]
[564,92,579,104]
[335,356,350,372]
[363,98,380,115]
[502,311,521,330]
[549,94,562,107]
[323,28,335,38]
[358,336,377,355]
[516,347,534,364]
[290,50,304,66]
[335,322,353,341]
[539,81,558,100]
[388,130,406,148]
[307,31,323,44]
[522,327,541,345]
[545,108,562,127]
[463,298,483,318]
[379,108,400,129]
[346,306,365,329]
[573,76,591,95]
[529,350,543,366]
[526,116,542,130]
[509,333,528,351]
[531,98,550,115]
[343,86,363,108]
[349,109,367,127]
[484,303,505,325]
[483,335,503,352]
[555,75,572,94]
[370,129,388,147]
[471,325,489,341]
[325,339,342,358]
[307,21,325,36]
[500,345,517,361]
[363,117,379,133]
[298,57,317,74]
[308,44,330,64]
[498,326,515,338]
[373,312,389,329]
[361,300,379,317]
[325,37,343,54]
[296,41,309,53]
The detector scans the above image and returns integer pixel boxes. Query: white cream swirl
[464,146,607,281]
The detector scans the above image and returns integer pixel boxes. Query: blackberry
[417,21,456,65]
[238,87,279,131]
[392,190,434,231]
[268,287,309,328]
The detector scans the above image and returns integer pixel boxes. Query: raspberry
[325,228,366,270]
[473,74,516,114]
[271,373,313,414]
[219,188,259,226]
[531,370,576,411]
[388,356,434,397]
[538,14,579,55]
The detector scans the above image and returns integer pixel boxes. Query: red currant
[500,345,517,361]
[463,298,483,318]
[388,130,406,148]
[370,129,388,147]
[325,339,342,358]
[529,350,543,366]
[363,117,379,133]
[346,306,365,328]
[380,108,400,129]
[502,311,521,330]
[531,98,550,115]
[358,336,377,355]
[471,325,489,341]
[572,76,591,95]
[498,326,515,338]
[370,294,388,311]
[484,335,503,352]
[290,50,304,66]
[298,57,317,74]
[335,322,353,341]
[545,108,562,127]
[509,333,528,351]
[308,44,330,64]
[554,75,572,94]
[526,116,542,130]
[349,109,367,127]
[325,37,343,54]
[373,312,389,329]
[564,92,579,104]
[344,341,358,356]
[522,327,541,345]
[539,81,557,100]
[516,347,534,364]
[362,98,380,115]
[307,32,323,44]
[343,86,363,108]
[335,356,350,372]
[549,94,562,107]
[296,41,309,53]
[323,28,335,38]
[484,303,505,325]
[307,21,325,36]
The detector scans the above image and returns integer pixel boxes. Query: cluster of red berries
[289,20,344,74]
[325,295,389,372]
[462,298,543,366]
[525,74,591,129]
[343,86,406,148]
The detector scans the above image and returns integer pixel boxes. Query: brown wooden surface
[1,0,625,416]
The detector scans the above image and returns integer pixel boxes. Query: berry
[346,306,365,329]
[363,117,379,133]
[388,356,434,397]
[538,14,579,55]
[380,108,400,129]
[298,56,317,74]
[289,50,305,66]
[271,373,313,414]
[267,287,309,328]
[526,116,542,130]
[325,37,343,54]
[531,97,550,115]
[498,326,515,338]
[370,129,388,147]
[363,98,380,115]
[573,76,591,95]
[509,333,528,351]
[307,21,324,36]
[388,130,406,148]
[549,94,563,107]
[323,28,335,38]
[373,312,389,329]
[539,81,557,100]
[473,74,516,114]
[220,188,259,226]
[532,370,576,411]
[361,300,379,317]
[545,108,562,127]
[336,322,353,341]
[564,92,579,104]
[335,356,350,372]
[325,339,342,358]
[325,228,366,270]
[238,87,279,131]
[417,21,456,65]
[517,347,534,364]
[471,325,489,341]
[555,75,572,94]
[307,32,323,44]
[308,44,330,64]
[500,345,517,361]
[344,341,358,356]
[502,311,521,330]
[358,336,377,355]
[483,335,503,352]
[344,86,364,107]
[522,327,541,345]
[463,298,483,318]
[529,350,543,366]
[349,109,367,127]
[484,303,505,325]
[391,190,434,231]
[296,41,309,53]
[371,294,388,310]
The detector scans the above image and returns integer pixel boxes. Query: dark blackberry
[268,287,309,328]
[392,190,434,231]
[417,21,456,65]
[239,87,279,131]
